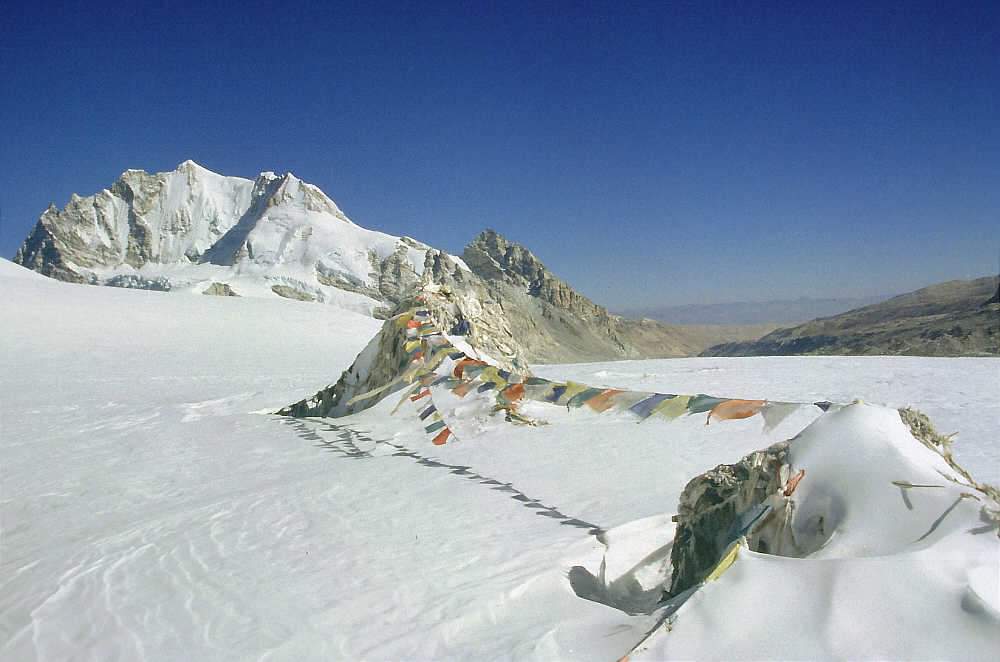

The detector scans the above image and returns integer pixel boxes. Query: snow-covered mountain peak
[14,163,436,316]
[262,171,349,220]
[176,158,209,172]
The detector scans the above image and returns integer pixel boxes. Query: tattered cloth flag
[706,399,767,425]
[760,402,804,432]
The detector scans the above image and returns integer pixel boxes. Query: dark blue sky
[1,1,997,307]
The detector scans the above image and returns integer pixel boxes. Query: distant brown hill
[702,276,999,357]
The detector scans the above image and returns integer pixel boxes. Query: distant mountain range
[703,276,999,357]
[618,295,894,326]
[12,161,766,363]
[18,161,992,360]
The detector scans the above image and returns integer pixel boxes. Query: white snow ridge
[2,239,998,659]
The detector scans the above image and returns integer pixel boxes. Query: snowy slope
[1,265,997,660]
[13,162,436,316]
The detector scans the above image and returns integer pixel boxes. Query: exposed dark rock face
[667,442,795,596]
[704,276,1000,357]
[464,230,609,321]
[986,282,1000,306]
[105,274,171,291]
[13,211,88,283]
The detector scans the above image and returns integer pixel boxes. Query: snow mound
[788,403,987,557]
[627,403,999,661]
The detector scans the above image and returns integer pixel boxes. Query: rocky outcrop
[666,404,1000,599]
[464,230,610,322]
[15,206,95,283]
[202,282,239,296]
[667,441,797,596]
[313,243,426,318]
[270,284,316,302]
[986,282,1000,306]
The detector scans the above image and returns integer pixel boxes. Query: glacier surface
[1,259,997,660]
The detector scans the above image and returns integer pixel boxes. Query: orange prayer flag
[585,389,623,413]
[501,383,525,402]
[452,358,487,378]
[410,389,431,402]
[432,428,452,445]
[706,399,767,425]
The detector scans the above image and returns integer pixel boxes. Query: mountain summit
[14,161,431,315]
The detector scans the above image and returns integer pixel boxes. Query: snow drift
[626,403,999,660]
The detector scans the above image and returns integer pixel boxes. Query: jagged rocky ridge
[463,230,739,363]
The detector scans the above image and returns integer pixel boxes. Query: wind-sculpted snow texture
[2,259,998,660]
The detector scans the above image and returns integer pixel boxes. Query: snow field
[1,263,997,660]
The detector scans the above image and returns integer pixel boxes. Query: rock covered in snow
[15,161,253,280]
[202,282,239,297]
[278,249,528,418]
[664,401,999,598]
[667,440,793,595]
[629,403,1000,660]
